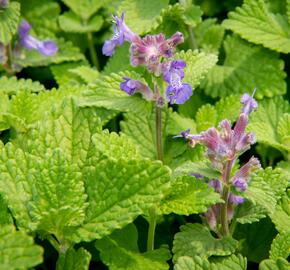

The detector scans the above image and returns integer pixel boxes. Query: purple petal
[208,179,222,192]
[18,20,31,39]
[229,194,245,204]
[38,40,57,56]
[174,83,192,104]
[241,92,258,115]
[232,177,248,192]
[102,40,117,56]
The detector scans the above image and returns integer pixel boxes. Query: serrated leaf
[15,38,85,67]
[0,195,13,225]
[234,201,267,224]
[0,225,43,270]
[269,232,290,260]
[56,247,91,270]
[71,158,171,242]
[120,107,170,159]
[259,258,290,270]
[248,97,290,153]
[173,223,238,262]
[194,18,225,54]
[202,35,286,99]
[0,76,45,95]
[0,2,20,44]
[175,50,218,91]
[59,11,103,33]
[61,0,103,20]
[117,0,169,34]
[79,71,151,114]
[210,254,247,270]
[223,0,290,54]
[160,176,221,215]
[69,65,100,84]
[96,224,171,270]
[174,256,211,270]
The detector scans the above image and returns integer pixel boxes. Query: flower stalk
[87,32,99,70]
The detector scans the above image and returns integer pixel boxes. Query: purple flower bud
[0,0,8,8]
[232,177,248,192]
[120,77,153,100]
[208,179,222,193]
[102,13,138,56]
[228,194,245,204]
[18,20,58,56]
[241,92,258,115]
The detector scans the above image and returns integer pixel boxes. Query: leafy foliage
[223,0,290,54]
[269,232,290,260]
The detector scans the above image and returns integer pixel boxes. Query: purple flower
[232,178,248,192]
[228,194,245,204]
[102,13,138,56]
[208,179,222,192]
[18,20,58,56]
[166,83,192,104]
[162,60,186,83]
[0,0,8,8]
[130,32,184,74]
[241,91,258,115]
[120,77,153,100]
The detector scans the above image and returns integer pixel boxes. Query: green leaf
[248,97,290,153]
[223,0,290,54]
[69,65,100,84]
[183,4,203,27]
[56,247,91,270]
[175,50,218,91]
[79,71,151,114]
[269,232,290,260]
[234,201,267,224]
[71,158,171,242]
[96,224,171,270]
[269,193,290,233]
[117,0,169,34]
[0,225,43,270]
[245,168,287,215]
[173,223,238,262]
[259,258,290,270]
[59,11,103,33]
[0,195,13,225]
[233,217,277,263]
[0,2,20,44]
[120,107,170,159]
[0,76,45,95]
[61,0,103,20]
[202,35,287,99]
[15,38,85,68]
[174,256,211,270]
[194,18,225,54]
[160,176,221,215]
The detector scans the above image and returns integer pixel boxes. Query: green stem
[147,207,157,251]
[155,105,164,162]
[187,25,198,50]
[87,32,99,70]
[220,160,233,236]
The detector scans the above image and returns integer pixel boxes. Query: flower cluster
[181,93,261,232]
[102,13,192,105]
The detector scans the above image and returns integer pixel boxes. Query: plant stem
[155,105,164,162]
[220,160,233,236]
[147,207,157,251]
[87,32,99,70]
[187,26,198,50]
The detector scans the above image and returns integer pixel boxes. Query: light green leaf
[248,97,290,153]
[15,38,85,67]
[194,18,225,54]
[223,0,290,53]
[0,225,43,270]
[174,256,211,270]
[259,258,290,270]
[175,50,218,91]
[270,232,290,260]
[160,176,221,215]
[59,11,103,33]
[269,193,290,233]
[173,223,238,262]
[117,0,169,34]
[0,76,45,95]
[69,65,100,84]
[61,0,103,20]
[56,247,91,270]
[79,71,151,114]
[183,4,203,27]
[71,158,171,242]
[0,195,13,225]
[202,35,286,99]
[234,201,267,224]
[210,254,247,270]
[96,224,171,270]
[0,2,20,44]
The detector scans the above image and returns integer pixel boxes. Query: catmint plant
[179,92,260,237]
[103,13,193,251]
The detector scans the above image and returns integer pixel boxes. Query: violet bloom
[241,91,258,115]
[228,194,245,204]
[0,0,8,8]
[130,32,184,74]
[120,77,153,100]
[102,13,138,56]
[18,20,58,56]
[162,60,192,104]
